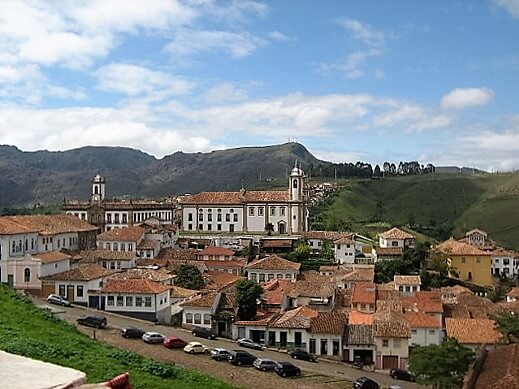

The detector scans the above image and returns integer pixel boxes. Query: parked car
[184,341,209,354]
[191,326,216,340]
[210,348,231,361]
[163,336,188,349]
[228,350,257,366]
[274,362,301,378]
[353,377,380,389]
[142,332,165,344]
[253,358,277,372]
[120,327,145,339]
[237,338,264,351]
[389,368,415,382]
[47,294,71,307]
[76,315,107,329]
[288,349,317,362]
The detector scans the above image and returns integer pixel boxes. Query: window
[136,297,143,307]
[270,207,276,216]
[188,224,193,230]
[207,224,212,231]
[188,213,193,221]
[293,179,298,189]
[117,296,124,306]
[194,313,201,324]
[411,329,417,335]
[126,296,133,306]
[382,339,389,347]
[504,259,510,265]
[128,243,133,251]
[57,239,61,248]
[208,213,212,222]
[76,285,84,297]
[198,224,203,231]
[268,273,274,280]
[110,262,115,270]
[428,329,435,335]
[107,296,114,306]
[198,213,203,222]
[24,239,28,251]
[122,214,127,224]
[258,207,264,216]
[113,243,118,251]
[204,314,211,325]
[217,214,222,222]
[392,241,398,247]
[145,297,152,307]
[249,207,255,216]
[186,313,193,323]
[31,239,35,250]
[59,284,66,297]
[495,259,500,264]
[115,214,120,224]
[107,214,112,223]
[24,268,30,283]
[476,258,481,263]
[217,224,222,231]
[233,213,238,222]
[225,214,231,222]
[280,207,285,216]
[461,257,466,263]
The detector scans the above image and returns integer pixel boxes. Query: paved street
[36,299,425,389]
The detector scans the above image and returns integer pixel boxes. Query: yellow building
[436,238,492,287]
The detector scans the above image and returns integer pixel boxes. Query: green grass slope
[0,286,233,389]
[311,173,519,249]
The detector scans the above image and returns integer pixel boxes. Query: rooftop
[445,318,502,345]
[97,226,146,242]
[345,324,374,345]
[270,306,318,329]
[352,282,377,305]
[348,311,373,325]
[246,255,301,271]
[303,231,352,241]
[436,238,489,256]
[262,239,293,248]
[379,227,414,240]
[32,251,71,264]
[78,249,136,262]
[182,190,290,204]
[375,247,403,256]
[404,312,441,328]
[109,268,175,283]
[473,344,519,389]
[394,275,421,285]
[401,290,443,314]
[203,270,244,291]
[198,246,235,257]
[101,279,170,294]
[180,291,218,308]
[0,214,97,236]
[42,264,113,281]
[309,312,347,334]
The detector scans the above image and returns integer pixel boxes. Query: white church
[180,163,309,234]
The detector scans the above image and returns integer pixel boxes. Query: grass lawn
[0,285,234,389]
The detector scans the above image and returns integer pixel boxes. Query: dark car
[288,349,317,362]
[76,315,107,329]
[192,326,216,340]
[390,368,415,382]
[274,362,301,378]
[163,336,188,349]
[228,350,257,366]
[237,338,264,350]
[210,348,231,361]
[353,377,380,389]
[120,327,145,339]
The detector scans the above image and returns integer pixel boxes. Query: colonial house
[260,239,295,254]
[245,255,301,283]
[136,239,161,259]
[307,312,347,358]
[196,246,235,261]
[334,236,356,264]
[373,300,411,370]
[394,275,421,296]
[286,274,336,312]
[41,264,113,307]
[344,311,375,364]
[320,265,375,290]
[445,318,502,351]
[378,227,415,250]
[302,231,352,254]
[260,278,294,311]
[461,228,493,249]
[96,226,146,253]
[372,247,403,262]
[77,249,137,271]
[436,238,493,287]
[108,267,176,286]
[404,312,443,347]
[64,175,176,232]
[351,282,377,313]
[490,248,518,277]
[100,278,171,323]
[202,259,246,276]
[401,290,444,324]
[180,163,308,234]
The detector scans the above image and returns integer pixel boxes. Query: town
[1,167,518,389]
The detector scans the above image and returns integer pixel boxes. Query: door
[320,339,328,355]
[280,332,287,348]
[229,224,234,233]
[89,296,100,309]
[7,275,14,287]
[278,222,286,234]
[333,340,340,356]
[269,331,276,346]
[383,355,399,369]
[67,285,75,302]
[309,339,316,354]
[294,332,302,348]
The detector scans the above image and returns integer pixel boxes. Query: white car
[142,332,165,344]
[46,294,71,307]
[184,341,209,354]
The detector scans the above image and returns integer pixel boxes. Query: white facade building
[491,249,518,277]
[334,237,356,264]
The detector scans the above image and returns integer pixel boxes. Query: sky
[0,0,519,171]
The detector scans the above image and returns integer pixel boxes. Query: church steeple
[91,174,106,203]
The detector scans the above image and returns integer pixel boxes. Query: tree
[492,313,519,342]
[294,243,311,261]
[373,164,382,178]
[409,337,474,389]
[175,264,204,290]
[320,240,334,261]
[236,279,263,320]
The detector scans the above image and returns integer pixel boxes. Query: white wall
[409,327,443,347]
[334,243,356,264]
[182,307,212,328]
[182,206,244,233]
[40,259,70,278]
[56,278,104,304]
[379,238,405,249]
[104,290,170,313]
[248,269,298,283]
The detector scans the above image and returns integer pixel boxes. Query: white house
[96,226,146,253]
[491,248,518,277]
[303,231,352,254]
[245,255,301,283]
[100,278,171,323]
[197,246,235,261]
[404,312,443,347]
[180,163,308,234]
[394,275,421,296]
[334,236,356,264]
[78,249,137,271]
[180,291,216,329]
[378,227,415,249]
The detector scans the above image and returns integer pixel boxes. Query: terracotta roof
[436,238,489,256]
[345,324,374,345]
[234,312,278,326]
[170,285,199,299]
[375,247,403,256]
[79,249,136,262]
[246,255,301,271]
[474,344,519,389]
[309,312,347,334]
[109,268,175,283]
[32,251,71,264]
[401,290,443,314]
[394,275,421,285]
[198,246,235,257]
[136,239,159,250]
[183,190,290,204]
[157,248,197,261]
[348,311,373,325]
[203,259,246,269]
[42,264,113,281]
[287,277,335,299]
[507,287,519,299]
[180,291,217,308]
[262,279,295,305]
[490,247,516,257]
[445,318,502,345]
[97,226,145,242]
[379,227,414,240]
[404,312,441,328]
[303,231,353,241]
[352,282,377,305]
[0,214,97,235]
[334,236,355,245]
[203,270,243,291]
[334,267,375,283]
[262,239,293,248]
[101,279,170,294]
[373,300,410,338]
[271,306,319,329]
[443,292,501,319]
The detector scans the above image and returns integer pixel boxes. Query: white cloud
[96,63,193,97]
[337,18,384,48]
[164,29,267,58]
[268,31,294,41]
[373,104,452,132]
[494,0,519,18]
[441,87,495,110]
[311,149,363,163]
[203,83,248,103]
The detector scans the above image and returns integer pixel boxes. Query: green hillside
[0,285,232,389]
[311,173,519,249]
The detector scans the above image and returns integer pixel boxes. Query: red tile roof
[401,290,443,314]
[375,247,403,256]
[79,249,136,262]
[157,248,197,260]
[262,279,295,305]
[352,282,377,305]
[198,246,235,257]
[394,275,421,285]
[136,239,159,250]
[262,240,293,248]
[170,285,199,299]
[303,231,353,241]
[271,306,318,329]
[0,214,97,235]
[97,226,145,242]
[436,238,489,256]
[309,312,347,334]
[507,287,519,299]
[42,264,113,281]
[246,255,301,271]
[183,190,290,204]
[474,344,519,389]
[32,251,71,264]
[373,300,410,338]
[379,227,414,240]
[445,318,502,345]
[334,236,355,245]
[109,268,175,283]
[203,270,244,291]
[348,311,373,325]
[203,259,246,269]
[101,279,170,294]
[404,312,441,328]
[180,291,217,308]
